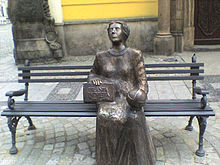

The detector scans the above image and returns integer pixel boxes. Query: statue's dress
[88,48,156,165]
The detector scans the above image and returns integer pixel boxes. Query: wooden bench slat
[18,72,90,77]
[16,100,200,104]
[2,110,214,117]
[146,69,204,74]
[13,105,97,111]
[2,100,213,113]
[1,111,97,117]
[18,65,92,70]
[18,76,204,83]
[18,63,204,71]
[18,69,204,78]
[15,101,85,104]
[4,104,212,112]
[145,63,204,68]
[144,111,215,116]
[18,78,88,83]
[146,100,199,104]
[147,76,204,81]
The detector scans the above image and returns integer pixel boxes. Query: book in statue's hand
[83,83,116,103]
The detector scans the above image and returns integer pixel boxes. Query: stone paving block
[78,136,88,143]
[55,131,65,138]
[79,149,91,156]
[154,81,176,99]
[155,161,165,165]
[22,148,42,165]
[57,156,73,165]
[163,142,179,159]
[194,155,207,164]
[206,158,220,165]
[77,142,89,151]
[75,87,83,101]
[64,123,73,129]
[53,147,64,154]
[170,81,192,99]
[56,136,66,142]
[12,146,33,165]
[34,152,52,165]
[46,138,56,144]
[210,82,220,89]
[72,154,85,161]
[66,135,79,142]
[148,81,159,100]
[33,142,45,149]
[0,159,15,165]
[64,145,76,155]
[45,129,55,136]
[58,88,71,95]
[156,147,165,161]
[87,139,95,148]
[43,144,54,151]
[170,136,185,144]
[80,157,96,165]
[34,135,45,143]
[45,159,60,165]
[16,142,25,149]
[163,131,176,138]
[55,142,65,148]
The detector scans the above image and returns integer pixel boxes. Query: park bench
[1,54,215,157]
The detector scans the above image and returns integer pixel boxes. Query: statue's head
[107,21,130,44]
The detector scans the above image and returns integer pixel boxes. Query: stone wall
[63,20,157,56]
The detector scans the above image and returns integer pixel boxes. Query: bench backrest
[145,63,204,81]
[18,63,204,83]
[18,54,204,100]
[18,65,91,83]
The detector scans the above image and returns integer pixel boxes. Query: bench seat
[2,100,215,117]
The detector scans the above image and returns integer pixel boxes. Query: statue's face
[108,23,123,43]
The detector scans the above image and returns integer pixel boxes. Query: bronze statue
[88,21,156,165]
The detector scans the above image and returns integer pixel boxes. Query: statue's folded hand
[92,79,102,86]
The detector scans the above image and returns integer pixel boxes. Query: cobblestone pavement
[0,24,220,165]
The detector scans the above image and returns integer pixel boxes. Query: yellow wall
[61,0,158,21]
[49,0,63,23]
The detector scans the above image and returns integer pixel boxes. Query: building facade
[7,0,220,63]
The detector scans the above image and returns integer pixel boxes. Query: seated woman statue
[88,21,156,165]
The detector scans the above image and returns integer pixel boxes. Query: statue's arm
[88,55,102,85]
[136,52,148,94]
[127,51,148,109]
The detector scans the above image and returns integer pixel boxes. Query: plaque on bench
[83,83,115,103]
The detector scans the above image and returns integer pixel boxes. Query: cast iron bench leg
[25,116,36,130]
[196,116,208,157]
[7,116,21,154]
[185,116,195,131]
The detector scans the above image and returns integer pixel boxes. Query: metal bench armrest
[194,87,208,109]
[6,89,26,97]
[194,87,209,95]
[5,89,26,110]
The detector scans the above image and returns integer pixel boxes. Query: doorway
[194,0,220,45]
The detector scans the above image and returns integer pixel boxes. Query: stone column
[183,0,195,50]
[154,0,174,55]
[171,0,184,53]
